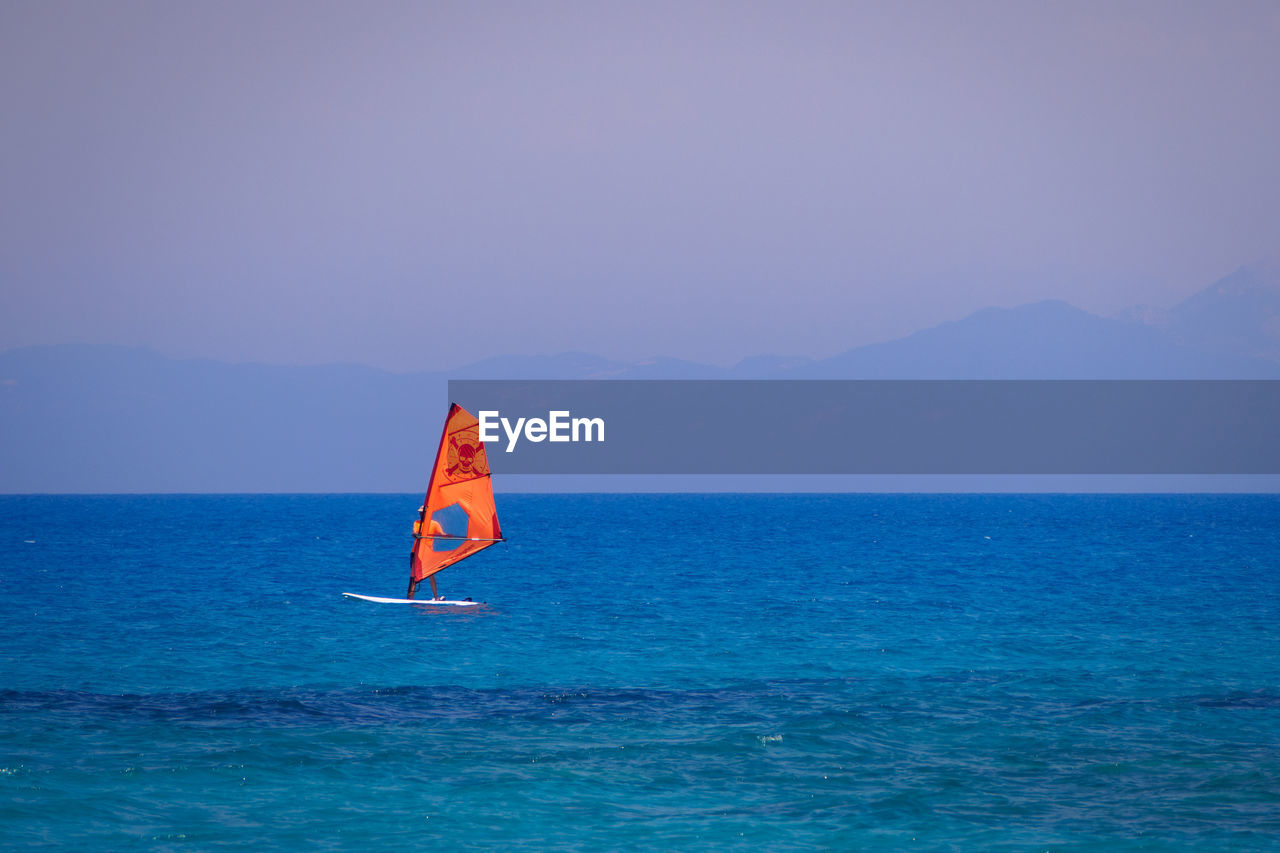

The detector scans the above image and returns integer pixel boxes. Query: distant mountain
[727,354,816,376]
[4,263,1279,491]
[444,352,730,379]
[1165,261,1280,364]
[0,345,443,493]
[789,298,1278,379]
[445,352,626,379]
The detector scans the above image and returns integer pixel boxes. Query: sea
[2,493,1278,850]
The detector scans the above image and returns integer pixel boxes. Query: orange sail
[409,403,503,585]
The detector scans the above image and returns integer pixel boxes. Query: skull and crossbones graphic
[445,427,488,480]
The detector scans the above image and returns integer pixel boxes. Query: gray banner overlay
[448,380,1280,474]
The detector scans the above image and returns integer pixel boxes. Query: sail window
[430,502,470,551]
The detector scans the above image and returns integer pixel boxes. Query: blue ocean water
[2,493,1279,849]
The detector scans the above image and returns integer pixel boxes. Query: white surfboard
[342,592,479,606]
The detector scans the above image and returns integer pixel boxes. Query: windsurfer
[406,511,446,600]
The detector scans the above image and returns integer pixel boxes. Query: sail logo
[477,410,605,453]
[445,427,489,480]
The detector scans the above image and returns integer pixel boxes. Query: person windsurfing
[406,507,445,600]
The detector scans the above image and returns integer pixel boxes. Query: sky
[1,0,1277,371]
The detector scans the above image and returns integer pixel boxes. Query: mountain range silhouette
[4,262,1278,491]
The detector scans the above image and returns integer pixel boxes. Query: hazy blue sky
[2,1,1277,370]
